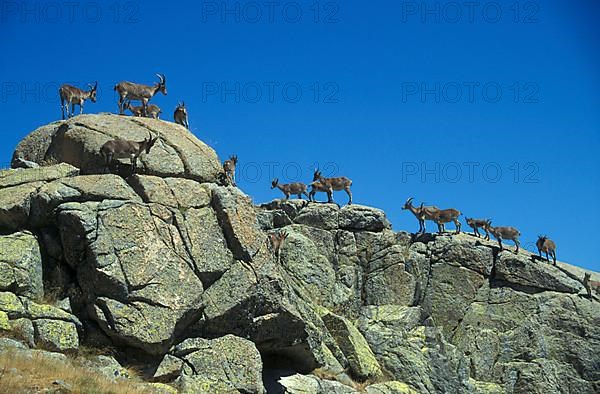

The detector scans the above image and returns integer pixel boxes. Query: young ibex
[59,82,98,119]
[583,273,600,300]
[465,218,491,240]
[268,230,289,263]
[100,131,159,174]
[536,235,557,265]
[223,155,238,186]
[174,102,189,129]
[114,74,167,116]
[124,100,162,119]
[271,178,310,200]
[426,204,461,234]
[488,223,521,253]
[401,197,439,233]
[309,169,353,205]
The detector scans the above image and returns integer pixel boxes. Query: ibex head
[271,178,279,189]
[143,132,159,154]
[156,73,167,95]
[88,81,98,102]
[176,101,187,113]
[402,197,414,210]
[312,169,322,181]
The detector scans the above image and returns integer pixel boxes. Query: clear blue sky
[1,1,598,270]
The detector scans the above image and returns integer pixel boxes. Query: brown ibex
[583,273,600,300]
[426,204,461,234]
[99,131,159,174]
[114,74,167,116]
[268,230,289,263]
[59,82,97,119]
[309,169,352,205]
[174,101,189,129]
[488,223,521,253]
[124,100,162,119]
[401,197,439,233]
[271,178,309,200]
[465,218,491,240]
[536,235,557,265]
[223,155,238,186]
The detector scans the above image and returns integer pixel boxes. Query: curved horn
[93,81,98,90]
[156,73,165,84]
[406,197,414,204]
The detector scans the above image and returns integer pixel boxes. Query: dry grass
[0,349,157,394]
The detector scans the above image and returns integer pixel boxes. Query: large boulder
[0,164,79,230]
[0,232,43,299]
[167,335,265,394]
[13,114,223,182]
[57,200,205,354]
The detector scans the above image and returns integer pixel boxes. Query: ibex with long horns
[99,132,159,174]
[114,74,167,116]
[59,82,97,119]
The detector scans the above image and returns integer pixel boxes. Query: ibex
[583,273,600,300]
[465,218,491,240]
[401,197,439,233]
[536,235,557,265]
[114,74,167,116]
[426,204,461,234]
[99,131,159,174]
[271,178,309,200]
[488,223,521,253]
[223,155,238,186]
[59,82,97,119]
[308,169,353,205]
[174,102,189,129]
[124,100,162,119]
[268,230,289,263]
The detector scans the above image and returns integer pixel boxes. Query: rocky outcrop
[13,114,222,182]
[0,114,598,393]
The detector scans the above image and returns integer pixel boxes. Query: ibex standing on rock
[271,178,309,200]
[268,231,289,263]
[536,235,557,265]
[426,204,461,234]
[223,155,238,186]
[488,224,521,253]
[125,100,162,119]
[100,131,159,174]
[59,82,98,119]
[401,197,439,234]
[174,102,189,129]
[309,169,353,205]
[465,218,491,240]
[583,273,600,300]
[114,74,167,116]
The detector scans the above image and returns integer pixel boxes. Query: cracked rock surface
[0,114,598,393]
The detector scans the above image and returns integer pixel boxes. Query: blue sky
[1,0,598,270]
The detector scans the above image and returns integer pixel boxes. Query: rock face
[0,114,599,393]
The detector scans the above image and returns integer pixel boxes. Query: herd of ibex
[59,74,190,174]
[57,75,597,298]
